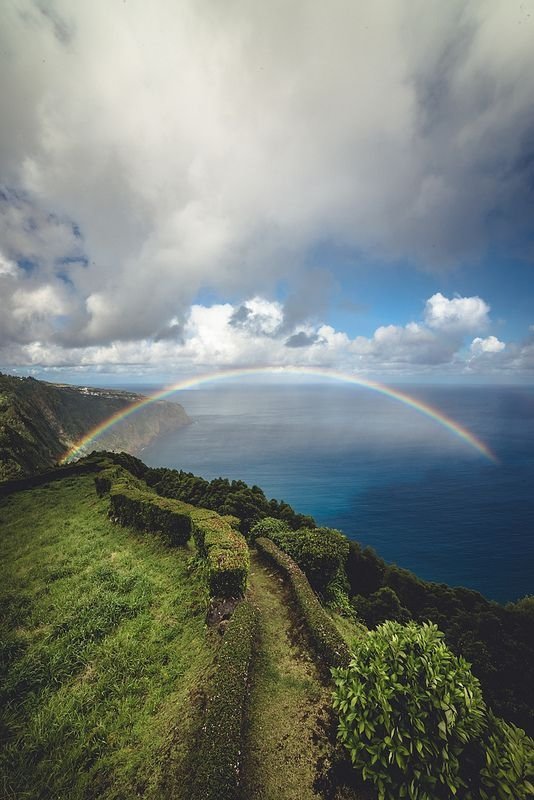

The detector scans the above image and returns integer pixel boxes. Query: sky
[1,0,534,385]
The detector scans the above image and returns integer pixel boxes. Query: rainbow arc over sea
[61,367,499,464]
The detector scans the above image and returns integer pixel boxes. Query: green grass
[0,476,215,800]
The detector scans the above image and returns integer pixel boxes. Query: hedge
[107,475,192,547]
[251,518,349,596]
[255,536,351,668]
[96,466,249,594]
[191,599,257,800]
[193,510,250,598]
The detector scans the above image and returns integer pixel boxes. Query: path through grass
[243,552,368,800]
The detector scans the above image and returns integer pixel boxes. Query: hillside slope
[2,462,533,799]
[0,372,189,481]
[0,474,214,800]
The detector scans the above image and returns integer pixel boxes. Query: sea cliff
[0,372,190,481]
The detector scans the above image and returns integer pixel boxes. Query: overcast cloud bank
[1,1,533,378]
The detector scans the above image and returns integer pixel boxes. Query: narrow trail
[242,551,366,800]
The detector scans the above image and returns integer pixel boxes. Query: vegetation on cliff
[0,372,189,482]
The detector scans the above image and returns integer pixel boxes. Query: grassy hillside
[0,372,189,482]
[0,475,213,800]
[1,458,532,799]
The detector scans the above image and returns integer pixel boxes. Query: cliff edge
[0,372,190,481]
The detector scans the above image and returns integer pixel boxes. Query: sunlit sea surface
[134,383,534,603]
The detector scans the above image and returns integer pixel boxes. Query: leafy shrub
[346,541,534,736]
[192,510,249,598]
[94,474,112,497]
[93,464,125,497]
[477,712,534,800]
[110,486,192,546]
[256,536,351,668]
[249,516,290,543]
[346,541,386,596]
[332,621,486,800]
[261,523,349,596]
[192,600,257,800]
[97,463,248,596]
[108,476,192,546]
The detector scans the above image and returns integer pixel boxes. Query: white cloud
[0,251,18,277]
[1,291,513,378]
[470,335,505,354]
[425,292,490,333]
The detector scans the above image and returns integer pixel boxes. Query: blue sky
[1,1,534,384]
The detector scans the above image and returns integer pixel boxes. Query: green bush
[94,473,112,497]
[145,465,315,534]
[193,513,249,598]
[249,516,290,543]
[96,465,248,596]
[258,522,349,596]
[256,536,351,668]
[192,599,257,800]
[346,541,386,596]
[109,482,192,546]
[477,712,534,800]
[332,620,486,800]
[89,450,148,479]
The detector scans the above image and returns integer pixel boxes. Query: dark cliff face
[0,373,190,481]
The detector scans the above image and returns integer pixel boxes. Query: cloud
[470,335,505,354]
[2,291,517,379]
[425,292,490,332]
[351,322,456,366]
[285,331,319,348]
[1,1,534,353]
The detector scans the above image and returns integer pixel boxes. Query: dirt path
[242,551,367,800]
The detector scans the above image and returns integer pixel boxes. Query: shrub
[260,524,349,596]
[96,465,248,596]
[256,536,351,668]
[192,511,249,598]
[145,465,315,534]
[332,620,486,800]
[93,464,125,497]
[192,600,257,800]
[249,516,290,543]
[109,481,192,546]
[477,712,534,800]
[94,473,112,497]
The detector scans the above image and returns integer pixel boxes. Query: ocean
[137,382,534,604]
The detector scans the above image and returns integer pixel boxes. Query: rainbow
[61,367,499,464]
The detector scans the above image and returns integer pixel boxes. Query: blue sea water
[138,383,534,604]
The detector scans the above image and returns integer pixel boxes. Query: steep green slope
[0,475,213,800]
[0,372,189,481]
